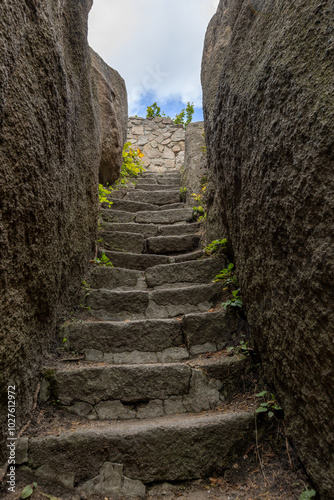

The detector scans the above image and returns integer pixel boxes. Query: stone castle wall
[127,116,185,172]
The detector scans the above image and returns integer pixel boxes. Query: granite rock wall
[202,0,334,496]
[181,122,208,206]
[91,49,128,185]
[0,0,104,460]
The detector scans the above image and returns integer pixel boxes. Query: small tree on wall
[146,102,194,127]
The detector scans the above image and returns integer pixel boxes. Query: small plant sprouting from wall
[255,391,282,420]
[180,187,187,202]
[114,142,146,188]
[99,184,113,208]
[191,183,207,221]
[91,252,114,268]
[204,238,228,256]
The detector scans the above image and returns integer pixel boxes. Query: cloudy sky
[88,0,219,121]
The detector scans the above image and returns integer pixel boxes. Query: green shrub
[115,142,146,187]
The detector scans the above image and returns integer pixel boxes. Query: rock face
[181,121,208,206]
[0,0,101,459]
[202,0,334,496]
[91,48,128,185]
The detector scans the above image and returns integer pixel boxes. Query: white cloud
[88,0,219,115]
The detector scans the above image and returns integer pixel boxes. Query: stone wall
[0,0,126,461]
[201,0,334,496]
[127,117,185,172]
[91,49,128,185]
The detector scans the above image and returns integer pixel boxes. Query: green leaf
[299,489,316,500]
[260,402,268,407]
[255,407,268,413]
[256,391,268,398]
[268,411,274,418]
[32,483,37,488]
[21,485,33,499]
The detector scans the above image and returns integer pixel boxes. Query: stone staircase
[17,170,256,498]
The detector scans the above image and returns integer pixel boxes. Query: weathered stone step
[90,267,146,291]
[41,363,223,420]
[99,230,145,253]
[146,234,200,255]
[17,411,254,488]
[85,282,223,320]
[101,250,171,270]
[60,318,183,355]
[183,310,237,352]
[135,208,193,224]
[145,257,225,287]
[157,177,180,185]
[100,222,158,238]
[101,206,192,224]
[100,221,200,238]
[100,208,135,224]
[141,171,180,178]
[173,249,205,262]
[124,190,180,206]
[60,311,237,360]
[105,198,160,212]
[90,257,220,291]
[188,353,253,398]
[158,202,184,211]
[101,248,205,270]
[135,183,179,191]
[158,222,200,236]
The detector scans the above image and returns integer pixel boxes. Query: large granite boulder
[91,48,128,185]
[202,0,334,496]
[181,122,208,206]
[0,0,99,460]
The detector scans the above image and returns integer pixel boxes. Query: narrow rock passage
[16,170,257,498]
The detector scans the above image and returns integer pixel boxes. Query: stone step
[100,209,135,224]
[105,198,160,212]
[158,222,200,236]
[100,222,159,238]
[100,221,200,238]
[188,353,253,398]
[101,249,171,270]
[134,178,158,186]
[60,311,238,360]
[183,310,237,352]
[135,183,179,191]
[157,177,180,185]
[85,282,223,320]
[145,257,225,287]
[135,208,193,224]
[17,411,254,490]
[90,258,222,291]
[141,171,181,178]
[90,267,146,291]
[99,231,145,253]
[40,363,224,420]
[173,249,205,262]
[124,190,181,206]
[158,202,184,211]
[60,318,183,356]
[146,234,200,255]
